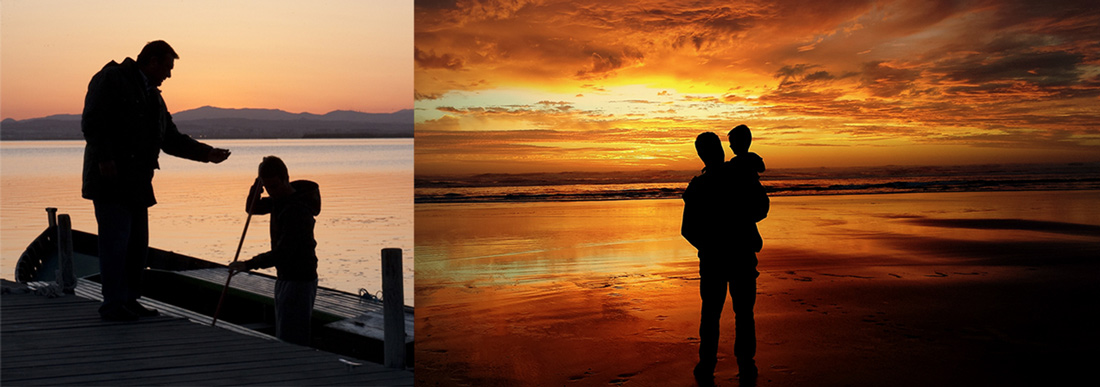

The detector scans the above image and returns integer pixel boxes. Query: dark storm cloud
[859,62,920,98]
[415,48,466,70]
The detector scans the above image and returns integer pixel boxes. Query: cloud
[935,49,1084,87]
[859,61,920,98]
[415,48,466,70]
[415,91,446,101]
[416,0,1100,172]
[575,47,645,79]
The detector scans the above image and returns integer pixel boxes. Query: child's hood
[288,180,322,216]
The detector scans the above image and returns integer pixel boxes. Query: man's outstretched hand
[208,148,231,163]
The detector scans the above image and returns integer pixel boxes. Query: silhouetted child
[726,124,769,230]
[229,156,321,346]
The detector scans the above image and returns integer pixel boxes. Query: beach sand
[415,190,1100,386]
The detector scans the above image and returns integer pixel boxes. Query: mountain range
[0,106,413,140]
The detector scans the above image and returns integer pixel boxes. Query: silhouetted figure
[682,127,768,386]
[82,40,231,321]
[229,156,321,346]
[725,124,769,248]
[726,124,770,226]
[682,132,727,253]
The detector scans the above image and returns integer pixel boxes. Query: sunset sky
[415,0,1100,173]
[1,0,412,121]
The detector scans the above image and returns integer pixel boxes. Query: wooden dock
[1,281,413,386]
[174,268,414,344]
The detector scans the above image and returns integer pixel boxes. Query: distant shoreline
[0,106,413,141]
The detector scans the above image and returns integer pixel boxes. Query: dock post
[56,214,76,295]
[382,248,406,369]
[46,207,58,228]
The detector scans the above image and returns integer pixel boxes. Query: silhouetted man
[229,156,321,346]
[682,128,767,385]
[82,40,231,321]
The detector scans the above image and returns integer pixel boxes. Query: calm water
[1,139,414,305]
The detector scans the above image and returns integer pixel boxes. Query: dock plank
[176,268,414,342]
[1,288,412,386]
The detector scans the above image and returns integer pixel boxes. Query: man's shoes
[124,300,159,317]
[99,304,139,321]
[737,361,759,380]
[693,363,716,387]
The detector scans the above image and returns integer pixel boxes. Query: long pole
[212,179,262,326]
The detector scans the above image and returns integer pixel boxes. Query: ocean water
[0,139,413,305]
[415,163,1100,203]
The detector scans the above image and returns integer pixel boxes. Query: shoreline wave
[416,162,1100,203]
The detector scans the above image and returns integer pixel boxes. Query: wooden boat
[14,211,413,366]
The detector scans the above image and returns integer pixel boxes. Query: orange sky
[1,0,411,120]
[414,0,1100,174]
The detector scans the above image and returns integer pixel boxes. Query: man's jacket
[81,57,212,207]
[682,165,765,253]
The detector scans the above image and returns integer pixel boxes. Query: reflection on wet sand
[416,190,1100,386]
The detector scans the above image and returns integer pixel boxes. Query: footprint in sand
[608,372,637,385]
[781,271,814,282]
[771,365,795,375]
[568,369,597,382]
[861,312,890,326]
[792,298,826,313]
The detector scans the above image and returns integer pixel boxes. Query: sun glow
[1,0,412,120]
[415,0,1100,174]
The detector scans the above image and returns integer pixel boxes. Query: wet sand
[415,190,1100,386]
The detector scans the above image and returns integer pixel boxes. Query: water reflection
[1,139,413,304]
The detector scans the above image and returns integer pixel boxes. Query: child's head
[727,124,752,155]
[694,131,724,169]
[258,156,292,195]
[259,156,289,180]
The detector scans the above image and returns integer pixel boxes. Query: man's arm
[159,109,230,163]
[681,176,714,250]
